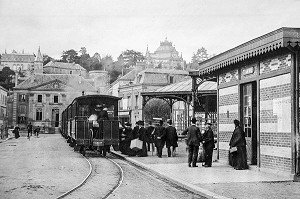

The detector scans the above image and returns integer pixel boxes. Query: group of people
[119,119,178,158]
[27,122,41,138]
[182,117,215,168]
[183,117,248,170]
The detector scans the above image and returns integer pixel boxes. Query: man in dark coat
[165,119,178,157]
[136,121,148,157]
[27,122,33,138]
[153,120,166,158]
[229,119,248,170]
[132,121,140,139]
[145,121,155,152]
[96,104,109,121]
[182,117,202,167]
[202,122,215,167]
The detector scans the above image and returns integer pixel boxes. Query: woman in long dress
[229,120,248,170]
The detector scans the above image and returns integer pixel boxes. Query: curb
[111,151,230,199]
[0,137,14,143]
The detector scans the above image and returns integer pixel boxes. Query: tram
[61,95,121,156]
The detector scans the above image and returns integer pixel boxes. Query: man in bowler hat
[182,117,202,167]
[202,122,215,167]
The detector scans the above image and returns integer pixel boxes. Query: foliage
[118,49,144,67]
[143,99,170,122]
[43,54,53,66]
[61,49,80,63]
[190,47,209,69]
[0,67,15,90]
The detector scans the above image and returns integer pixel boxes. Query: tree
[143,99,170,122]
[190,47,209,69]
[118,49,144,67]
[61,49,79,63]
[43,54,53,66]
[0,67,15,90]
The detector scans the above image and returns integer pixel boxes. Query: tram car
[61,95,121,156]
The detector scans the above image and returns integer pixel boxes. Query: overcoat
[182,125,201,146]
[165,125,178,148]
[153,126,166,148]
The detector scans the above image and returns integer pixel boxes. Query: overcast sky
[1,0,300,61]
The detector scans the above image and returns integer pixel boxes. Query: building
[6,49,108,133]
[145,38,185,70]
[0,49,37,75]
[117,62,189,125]
[0,86,8,138]
[189,27,300,178]
[43,61,87,76]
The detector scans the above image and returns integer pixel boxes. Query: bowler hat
[206,122,212,125]
[96,104,103,108]
[139,120,144,126]
[166,119,172,124]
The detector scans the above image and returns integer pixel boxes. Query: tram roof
[74,94,121,102]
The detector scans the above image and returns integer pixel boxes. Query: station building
[190,27,300,178]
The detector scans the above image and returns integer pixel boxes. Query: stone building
[43,61,87,76]
[145,38,185,70]
[0,49,37,75]
[190,27,300,178]
[0,86,8,138]
[6,49,108,133]
[117,62,189,125]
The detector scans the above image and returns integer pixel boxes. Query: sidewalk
[112,140,300,199]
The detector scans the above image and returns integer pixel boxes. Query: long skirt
[229,146,248,169]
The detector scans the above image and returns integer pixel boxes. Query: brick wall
[260,54,291,75]
[218,85,239,161]
[259,73,292,172]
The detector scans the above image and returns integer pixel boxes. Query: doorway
[241,82,257,165]
[52,109,60,127]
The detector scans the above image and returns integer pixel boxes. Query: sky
[1,0,300,62]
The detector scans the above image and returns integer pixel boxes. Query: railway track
[55,151,124,199]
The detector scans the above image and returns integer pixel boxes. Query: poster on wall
[273,97,291,133]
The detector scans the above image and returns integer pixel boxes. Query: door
[52,109,60,127]
[242,82,257,165]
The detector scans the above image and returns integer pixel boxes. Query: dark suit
[154,125,166,157]
[202,128,215,167]
[165,125,178,157]
[182,124,201,167]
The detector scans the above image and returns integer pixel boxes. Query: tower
[34,47,43,74]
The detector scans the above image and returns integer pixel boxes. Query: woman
[229,119,248,170]
[14,126,20,139]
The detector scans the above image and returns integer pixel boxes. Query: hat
[124,122,132,127]
[206,122,212,125]
[139,120,144,126]
[166,119,172,124]
[191,117,197,124]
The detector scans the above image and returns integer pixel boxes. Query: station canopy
[141,77,216,104]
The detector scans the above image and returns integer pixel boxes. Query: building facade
[118,65,189,125]
[145,38,185,70]
[190,27,300,178]
[0,49,37,75]
[43,61,87,77]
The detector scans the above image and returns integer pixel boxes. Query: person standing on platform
[132,121,140,139]
[153,120,166,158]
[202,122,215,167]
[145,121,155,152]
[229,119,248,170]
[14,126,20,139]
[137,121,148,157]
[27,122,33,138]
[35,126,40,137]
[165,119,178,157]
[182,117,202,167]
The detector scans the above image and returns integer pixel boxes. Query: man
[153,120,166,158]
[137,121,148,157]
[145,121,155,152]
[165,119,178,157]
[27,122,33,138]
[35,126,40,137]
[182,117,201,167]
[94,104,108,139]
[132,121,140,139]
[202,122,215,167]
[96,104,109,121]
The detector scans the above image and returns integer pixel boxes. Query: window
[19,105,26,114]
[38,95,42,103]
[135,95,139,108]
[70,71,72,74]
[54,95,58,103]
[127,96,131,109]
[170,76,174,84]
[36,108,42,121]
[19,94,26,102]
